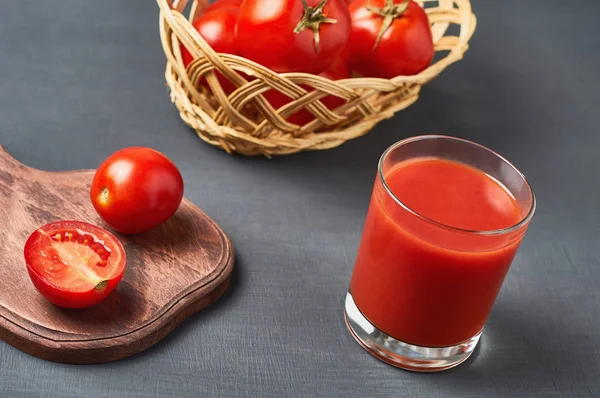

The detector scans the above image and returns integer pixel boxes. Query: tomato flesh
[24,221,126,309]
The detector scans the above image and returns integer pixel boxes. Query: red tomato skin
[26,266,123,309]
[236,0,351,74]
[181,5,240,94]
[181,6,239,67]
[24,221,126,309]
[348,0,434,78]
[90,147,184,235]
[263,59,351,125]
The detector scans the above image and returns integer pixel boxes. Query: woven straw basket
[157,0,476,156]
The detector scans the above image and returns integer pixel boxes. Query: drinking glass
[345,135,536,372]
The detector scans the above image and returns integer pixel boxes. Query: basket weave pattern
[158,0,476,156]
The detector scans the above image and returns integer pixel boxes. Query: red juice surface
[350,158,525,347]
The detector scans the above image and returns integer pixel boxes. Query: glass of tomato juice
[345,135,536,372]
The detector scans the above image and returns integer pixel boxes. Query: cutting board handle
[0,145,23,170]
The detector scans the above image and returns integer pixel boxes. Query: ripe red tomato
[24,220,126,309]
[181,3,239,67]
[181,2,240,94]
[236,0,351,74]
[90,147,184,235]
[348,0,434,78]
[263,58,351,125]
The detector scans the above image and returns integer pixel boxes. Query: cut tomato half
[24,220,126,309]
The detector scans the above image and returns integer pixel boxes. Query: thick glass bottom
[344,292,481,372]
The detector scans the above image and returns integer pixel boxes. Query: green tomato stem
[294,0,338,54]
[366,0,410,50]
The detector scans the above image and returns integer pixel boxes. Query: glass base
[344,292,481,372]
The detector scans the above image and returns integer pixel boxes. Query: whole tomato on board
[235,0,351,74]
[347,0,434,78]
[24,221,126,309]
[263,58,351,126]
[181,1,241,94]
[90,147,184,235]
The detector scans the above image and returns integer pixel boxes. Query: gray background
[1,0,599,397]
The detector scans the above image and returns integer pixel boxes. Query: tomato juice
[349,156,531,347]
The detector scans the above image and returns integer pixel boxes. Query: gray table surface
[1,0,599,397]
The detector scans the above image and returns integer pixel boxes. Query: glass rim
[377,135,537,236]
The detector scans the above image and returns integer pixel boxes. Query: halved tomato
[24,220,126,309]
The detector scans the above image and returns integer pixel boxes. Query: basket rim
[158,0,477,84]
[156,0,478,156]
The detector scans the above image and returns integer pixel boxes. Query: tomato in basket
[24,221,126,309]
[236,0,351,74]
[347,0,434,78]
[263,58,351,126]
[181,0,241,94]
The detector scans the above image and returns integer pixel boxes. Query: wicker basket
[157,0,476,156]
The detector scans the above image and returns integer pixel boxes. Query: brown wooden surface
[0,146,234,364]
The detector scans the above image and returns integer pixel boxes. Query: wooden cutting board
[0,146,234,364]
